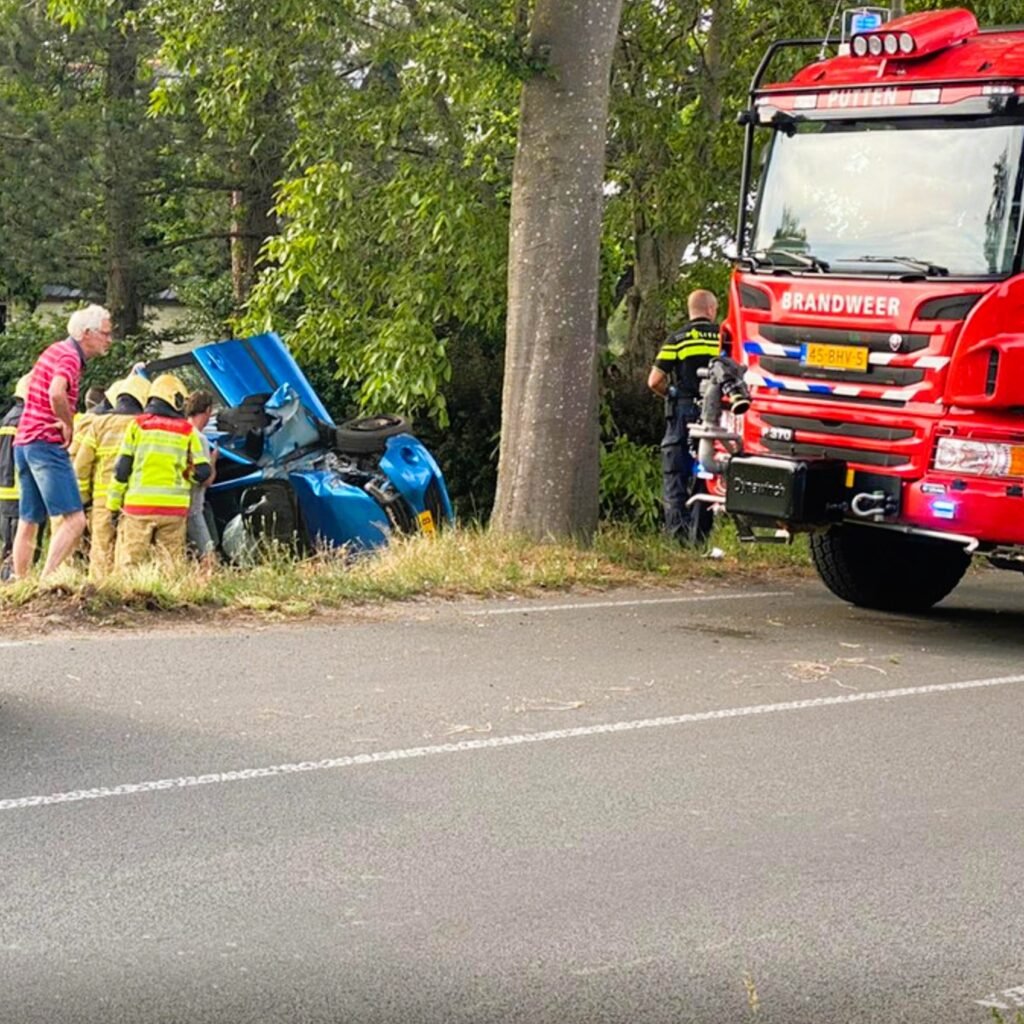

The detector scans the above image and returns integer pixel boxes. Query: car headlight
[934,436,1024,478]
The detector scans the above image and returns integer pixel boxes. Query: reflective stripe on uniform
[0,424,19,500]
[109,414,207,514]
[654,341,719,361]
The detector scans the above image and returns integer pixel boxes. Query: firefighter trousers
[115,513,188,571]
[88,504,118,579]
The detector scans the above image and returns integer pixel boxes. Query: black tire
[334,414,411,455]
[810,524,970,612]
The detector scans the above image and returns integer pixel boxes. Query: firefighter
[69,386,111,461]
[107,373,211,570]
[74,374,150,579]
[0,374,31,579]
[647,288,721,544]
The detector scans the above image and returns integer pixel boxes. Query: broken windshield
[750,115,1024,277]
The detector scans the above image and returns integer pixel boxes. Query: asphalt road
[2,570,1024,1023]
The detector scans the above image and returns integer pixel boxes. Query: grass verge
[0,520,813,628]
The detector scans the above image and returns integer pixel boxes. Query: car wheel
[334,414,411,455]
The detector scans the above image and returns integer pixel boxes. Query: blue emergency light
[851,11,883,33]
[841,6,891,45]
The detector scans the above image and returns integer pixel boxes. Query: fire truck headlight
[852,35,869,57]
[934,437,1024,478]
[898,32,915,54]
[883,33,900,55]
[868,35,884,56]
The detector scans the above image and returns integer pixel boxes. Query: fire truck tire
[810,525,970,612]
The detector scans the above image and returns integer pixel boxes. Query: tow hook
[850,491,895,520]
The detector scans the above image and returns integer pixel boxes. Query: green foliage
[989,1009,1024,1024]
[0,310,162,414]
[414,325,504,522]
[9,0,1024,532]
[0,314,60,411]
[240,2,520,425]
[599,435,662,532]
[81,332,161,396]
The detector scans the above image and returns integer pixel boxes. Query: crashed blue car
[145,333,452,559]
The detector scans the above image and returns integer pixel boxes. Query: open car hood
[191,332,333,425]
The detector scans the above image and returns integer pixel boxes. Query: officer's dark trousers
[660,402,698,542]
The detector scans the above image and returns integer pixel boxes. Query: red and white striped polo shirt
[15,338,85,446]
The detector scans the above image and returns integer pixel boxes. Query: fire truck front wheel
[810,525,971,613]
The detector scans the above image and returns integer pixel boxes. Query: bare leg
[11,520,39,579]
[40,510,87,577]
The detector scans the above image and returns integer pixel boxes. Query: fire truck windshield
[750,116,1024,277]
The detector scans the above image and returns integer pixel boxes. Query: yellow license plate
[418,510,436,535]
[802,342,869,372]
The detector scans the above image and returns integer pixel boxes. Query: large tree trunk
[492,0,624,541]
[104,3,144,339]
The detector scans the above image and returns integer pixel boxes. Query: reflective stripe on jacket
[107,414,208,517]
[0,403,23,502]
[73,413,136,505]
[653,318,721,401]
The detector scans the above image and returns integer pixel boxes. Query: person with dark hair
[647,288,721,544]
[184,390,217,563]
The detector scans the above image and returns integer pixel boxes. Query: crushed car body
[145,332,453,559]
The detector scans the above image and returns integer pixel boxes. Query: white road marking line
[4,672,1024,814]
[0,640,41,649]
[463,590,792,615]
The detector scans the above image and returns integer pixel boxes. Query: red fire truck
[717,7,1024,611]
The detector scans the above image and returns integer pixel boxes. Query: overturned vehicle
[145,333,452,561]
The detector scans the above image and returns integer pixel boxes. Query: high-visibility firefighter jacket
[73,412,136,506]
[107,412,210,517]
[68,411,96,462]
[0,400,24,510]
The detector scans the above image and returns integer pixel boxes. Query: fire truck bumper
[903,477,1024,546]
[724,456,846,525]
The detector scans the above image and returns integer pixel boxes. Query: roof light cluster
[851,31,914,57]
[849,8,979,62]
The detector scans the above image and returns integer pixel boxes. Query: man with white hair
[10,304,112,579]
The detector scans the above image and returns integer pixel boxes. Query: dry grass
[0,520,812,627]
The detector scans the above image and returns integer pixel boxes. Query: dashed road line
[3,672,1023,814]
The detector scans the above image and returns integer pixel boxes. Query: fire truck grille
[757,413,920,468]
[757,356,924,387]
[760,414,914,442]
[760,438,909,468]
[759,324,932,353]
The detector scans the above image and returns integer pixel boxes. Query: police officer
[647,288,720,544]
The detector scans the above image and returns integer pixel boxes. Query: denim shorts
[14,442,84,523]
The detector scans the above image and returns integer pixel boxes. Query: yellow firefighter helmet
[148,373,188,413]
[106,374,151,409]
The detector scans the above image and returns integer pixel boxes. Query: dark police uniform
[652,317,720,541]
